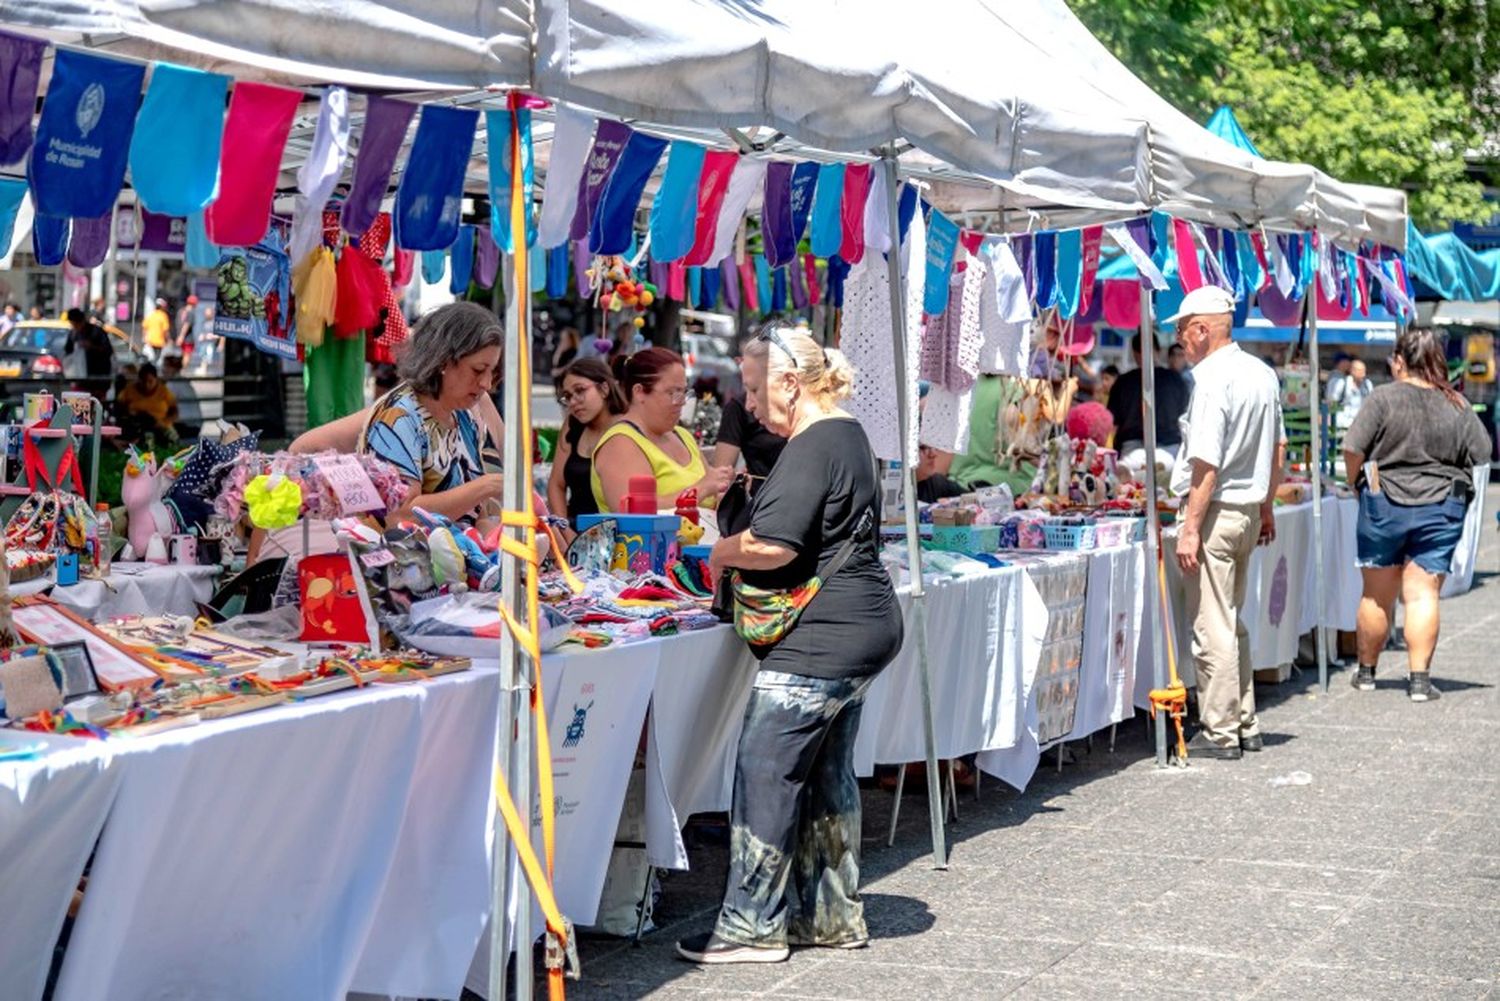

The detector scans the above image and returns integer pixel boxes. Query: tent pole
[492,251,533,1001]
[1138,284,1168,767]
[881,150,947,869]
[1308,240,1328,693]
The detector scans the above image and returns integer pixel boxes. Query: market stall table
[8,562,221,621]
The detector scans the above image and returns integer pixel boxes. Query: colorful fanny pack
[730,507,874,647]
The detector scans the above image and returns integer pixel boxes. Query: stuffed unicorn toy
[121,450,179,561]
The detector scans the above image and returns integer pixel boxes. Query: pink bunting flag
[668,260,687,302]
[684,151,739,267]
[738,256,759,312]
[803,253,821,307]
[1171,218,1205,292]
[839,163,873,264]
[1077,225,1104,315]
[205,81,303,247]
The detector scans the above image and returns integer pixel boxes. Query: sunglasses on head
[756,326,800,370]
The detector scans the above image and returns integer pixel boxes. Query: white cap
[1163,285,1236,322]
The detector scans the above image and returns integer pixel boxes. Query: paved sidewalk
[566,487,1500,1000]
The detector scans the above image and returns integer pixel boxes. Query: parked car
[0,318,135,381]
[681,330,741,399]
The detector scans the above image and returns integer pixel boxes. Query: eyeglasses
[756,326,801,370]
[557,385,596,405]
[659,386,688,404]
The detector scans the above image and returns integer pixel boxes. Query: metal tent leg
[887,763,907,847]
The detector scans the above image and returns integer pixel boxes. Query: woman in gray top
[1343,328,1491,702]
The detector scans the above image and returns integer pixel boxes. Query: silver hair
[397,301,504,397]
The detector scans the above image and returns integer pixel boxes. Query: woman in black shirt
[545,358,626,522]
[678,323,901,966]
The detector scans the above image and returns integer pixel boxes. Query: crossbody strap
[817,505,876,582]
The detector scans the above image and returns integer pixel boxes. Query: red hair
[619,346,684,401]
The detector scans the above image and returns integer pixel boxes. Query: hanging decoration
[32,214,68,266]
[204,81,302,247]
[760,161,796,268]
[449,225,476,295]
[65,213,111,269]
[838,163,872,265]
[421,249,446,285]
[0,30,44,165]
[546,244,569,298]
[341,94,416,238]
[1034,229,1060,311]
[754,254,772,315]
[706,158,767,267]
[128,63,230,218]
[536,106,594,249]
[212,230,294,359]
[808,162,845,259]
[1053,228,1083,319]
[862,165,891,257]
[394,104,479,251]
[288,86,351,266]
[590,130,667,255]
[719,257,740,310]
[486,107,535,252]
[683,151,737,266]
[570,118,632,242]
[649,141,706,263]
[475,227,499,290]
[0,177,26,252]
[1169,218,1204,292]
[738,255,758,312]
[30,49,144,220]
[185,210,218,269]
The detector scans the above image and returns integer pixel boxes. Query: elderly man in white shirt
[1168,286,1286,760]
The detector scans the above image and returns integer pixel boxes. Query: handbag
[730,507,874,647]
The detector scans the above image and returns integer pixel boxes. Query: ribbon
[394,104,478,251]
[486,107,536,252]
[648,141,706,262]
[449,225,475,294]
[839,163,873,265]
[761,161,796,267]
[33,214,69,266]
[590,129,667,255]
[66,212,111,268]
[808,163,845,259]
[0,177,26,253]
[683,151,738,266]
[204,81,302,247]
[342,95,416,238]
[570,119,631,242]
[923,210,960,315]
[707,157,767,268]
[0,30,44,165]
[1053,228,1083,319]
[536,106,594,249]
[129,63,230,217]
[1170,218,1205,292]
[475,227,499,289]
[289,86,352,266]
[31,49,144,219]
[1032,229,1058,310]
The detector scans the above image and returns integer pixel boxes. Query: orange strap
[1146,522,1188,761]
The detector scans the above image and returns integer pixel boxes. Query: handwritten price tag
[314,455,382,515]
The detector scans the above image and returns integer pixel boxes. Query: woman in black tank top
[546,358,627,522]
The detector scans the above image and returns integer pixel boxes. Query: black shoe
[676,932,789,964]
[1186,732,1242,760]
[1240,733,1264,752]
[1408,674,1442,703]
[1350,665,1376,691]
[788,933,869,950]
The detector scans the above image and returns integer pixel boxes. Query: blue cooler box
[576,514,682,574]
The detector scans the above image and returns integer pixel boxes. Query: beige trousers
[1183,501,1261,746]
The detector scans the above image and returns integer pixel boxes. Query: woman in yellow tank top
[591,347,733,512]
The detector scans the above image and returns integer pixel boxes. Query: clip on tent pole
[880,148,947,869]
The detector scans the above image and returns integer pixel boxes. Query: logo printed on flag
[75,84,104,138]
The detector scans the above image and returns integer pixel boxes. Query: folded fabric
[341,94,416,238]
[205,81,303,247]
[684,151,738,266]
[536,106,594,249]
[590,129,667,255]
[649,141,706,263]
[33,214,69,266]
[66,213,111,268]
[129,63,230,217]
[0,30,44,165]
[570,119,632,242]
[486,107,535,252]
[809,162,845,259]
[395,104,478,251]
[839,163,873,265]
[761,161,796,267]
[449,225,475,294]
[31,49,144,219]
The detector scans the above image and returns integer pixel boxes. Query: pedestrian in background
[1169,287,1285,760]
[1343,328,1490,702]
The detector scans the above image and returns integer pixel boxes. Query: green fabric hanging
[304,330,367,429]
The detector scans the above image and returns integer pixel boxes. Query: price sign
[314,455,383,515]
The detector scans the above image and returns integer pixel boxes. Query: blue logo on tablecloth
[562,700,594,749]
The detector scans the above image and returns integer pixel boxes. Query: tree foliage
[1070,0,1499,229]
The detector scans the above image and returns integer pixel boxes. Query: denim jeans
[713,669,873,948]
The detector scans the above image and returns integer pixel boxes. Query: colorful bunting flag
[707,157,767,267]
[1078,225,1103,315]
[66,212,111,268]
[1170,218,1204,292]
[394,104,478,252]
[342,94,416,238]
[32,214,69,266]
[923,210,960,315]
[288,86,351,266]
[536,107,594,249]
[1053,228,1083,318]
[31,49,144,220]
[649,141,706,262]
[590,129,667,255]
[839,163,872,264]
[683,151,738,267]
[449,225,475,294]
[788,161,819,245]
[0,30,45,165]
[205,81,302,247]
[761,161,796,267]
[809,163,845,259]
[486,107,536,252]
[0,177,26,253]
[1032,230,1058,310]
[128,63,230,218]
[570,119,631,242]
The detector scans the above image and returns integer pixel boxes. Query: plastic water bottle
[95,503,112,575]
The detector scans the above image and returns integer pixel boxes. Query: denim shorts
[1355,489,1468,575]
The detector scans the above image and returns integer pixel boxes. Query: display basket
[1091,517,1140,548]
[1042,520,1096,551]
[930,524,1001,557]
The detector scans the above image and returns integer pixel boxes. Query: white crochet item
[840,253,918,462]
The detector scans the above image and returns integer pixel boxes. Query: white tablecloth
[50,670,498,1001]
[1442,464,1491,597]
[0,734,122,1001]
[11,562,220,620]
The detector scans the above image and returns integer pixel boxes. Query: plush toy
[121,450,180,560]
[412,507,501,591]
[588,255,657,328]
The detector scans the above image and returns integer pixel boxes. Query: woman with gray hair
[358,301,507,522]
